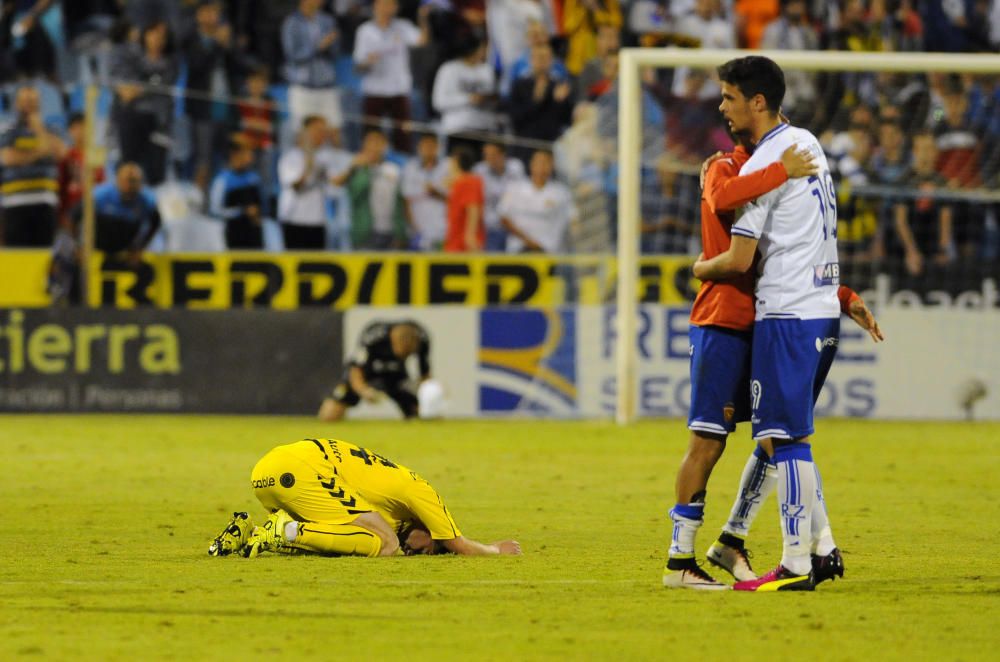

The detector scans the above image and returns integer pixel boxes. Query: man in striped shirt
[0,85,66,247]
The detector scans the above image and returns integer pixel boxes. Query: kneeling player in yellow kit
[209,438,521,558]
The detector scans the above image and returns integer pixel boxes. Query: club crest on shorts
[723,402,735,422]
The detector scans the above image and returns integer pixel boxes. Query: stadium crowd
[2,0,1000,295]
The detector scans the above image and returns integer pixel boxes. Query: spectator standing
[473,140,526,251]
[503,18,569,97]
[353,0,430,152]
[562,0,622,76]
[891,131,954,277]
[111,20,178,186]
[577,24,618,102]
[444,145,485,252]
[0,84,66,246]
[872,118,909,187]
[282,0,342,132]
[277,115,334,250]
[628,0,674,46]
[90,162,162,259]
[672,0,735,101]
[759,0,818,123]
[182,0,241,192]
[335,129,409,250]
[508,43,574,165]
[499,150,577,253]
[209,139,265,249]
[58,112,105,231]
[488,0,549,90]
[638,157,697,254]
[401,133,450,250]
[234,66,277,152]
[733,0,779,49]
[934,82,981,188]
[432,38,497,156]
[554,102,612,251]
[0,0,59,82]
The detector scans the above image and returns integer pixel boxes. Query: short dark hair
[302,114,326,129]
[115,160,143,176]
[451,145,476,172]
[717,56,785,113]
[68,112,85,127]
[483,139,507,153]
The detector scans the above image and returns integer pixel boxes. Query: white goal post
[615,48,1000,424]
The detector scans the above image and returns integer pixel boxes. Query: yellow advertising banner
[1,251,699,309]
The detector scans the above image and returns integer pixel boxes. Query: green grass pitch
[2,416,998,660]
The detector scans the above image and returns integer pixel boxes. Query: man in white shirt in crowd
[277,115,338,250]
[499,149,577,254]
[282,0,342,133]
[432,37,497,156]
[672,0,735,100]
[353,0,430,152]
[402,133,450,250]
[473,140,525,252]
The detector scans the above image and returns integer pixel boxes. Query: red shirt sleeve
[706,160,789,214]
[838,285,861,314]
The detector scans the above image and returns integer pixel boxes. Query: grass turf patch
[1,416,997,659]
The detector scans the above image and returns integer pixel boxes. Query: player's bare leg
[663,431,729,590]
[317,398,347,422]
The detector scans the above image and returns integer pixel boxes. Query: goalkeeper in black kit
[318,321,431,421]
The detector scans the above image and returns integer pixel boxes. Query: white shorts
[288,85,343,130]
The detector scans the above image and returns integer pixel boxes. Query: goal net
[614,49,1000,423]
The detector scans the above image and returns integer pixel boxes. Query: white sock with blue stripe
[811,464,837,556]
[722,444,777,540]
[668,503,704,565]
[774,442,817,576]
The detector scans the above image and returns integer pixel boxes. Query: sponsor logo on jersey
[813,262,840,287]
[251,477,275,489]
[279,472,295,488]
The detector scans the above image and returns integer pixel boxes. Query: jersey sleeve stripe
[731,228,758,238]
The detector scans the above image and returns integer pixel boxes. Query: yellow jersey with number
[268,439,462,541]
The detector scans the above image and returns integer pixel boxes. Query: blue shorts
[687,325,753,436]
[749,317,840,441]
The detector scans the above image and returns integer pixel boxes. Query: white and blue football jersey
[732,123,840,321]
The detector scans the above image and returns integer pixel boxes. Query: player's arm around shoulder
[706,145,817,214]
[692,234,758,281]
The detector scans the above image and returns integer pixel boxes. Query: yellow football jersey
[256,439,462,541]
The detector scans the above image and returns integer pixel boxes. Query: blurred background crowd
[2,0,1000,298]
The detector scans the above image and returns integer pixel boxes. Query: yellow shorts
[250,442,373,525]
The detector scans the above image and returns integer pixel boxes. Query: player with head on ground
[210,437,521,558]
[693,55,855,591]
[662,123,883,589]
[318,320,431,421]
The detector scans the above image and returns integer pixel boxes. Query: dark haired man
[209,139,265,249]
[691,56,849,591]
